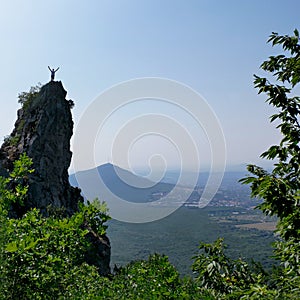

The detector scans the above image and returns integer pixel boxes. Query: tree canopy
[241,29,300,241]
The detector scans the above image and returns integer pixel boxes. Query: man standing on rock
[48,66,59,81]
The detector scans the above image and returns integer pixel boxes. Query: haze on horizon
[0,0,299,173]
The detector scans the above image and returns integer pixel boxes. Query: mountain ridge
[70,162,175,203]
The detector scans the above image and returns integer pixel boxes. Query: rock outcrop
[0,81,110,274]
[0,81,81,216]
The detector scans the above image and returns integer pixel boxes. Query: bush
[0,154,110,299]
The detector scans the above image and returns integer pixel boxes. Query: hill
[69,163,175,203]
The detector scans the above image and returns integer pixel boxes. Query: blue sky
[0,0,299,172]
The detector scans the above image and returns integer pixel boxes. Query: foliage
[192,238,260,295]
[68,99,75,109]
[12,83,42,145]
[112,254,191,299]
[237,29,300,298]
[0,154,111,299]
[18,83,42,112]
[191,237,300,299]
[1,209,87,299]
[239,29,300,241]
[79,198,110,236]
[91,254,213,300]
[3,134,20,146]
[0,153,34,212]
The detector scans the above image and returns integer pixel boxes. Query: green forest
[0,30,300,299]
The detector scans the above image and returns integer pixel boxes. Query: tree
[0,154,111,299]
[240,29,300,241]
[192,30,300,299]
[18,83,42,109]
[239,29,300,297]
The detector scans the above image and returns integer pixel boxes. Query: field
[236,222,277,231]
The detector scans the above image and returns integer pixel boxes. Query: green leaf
[6,241,18,252]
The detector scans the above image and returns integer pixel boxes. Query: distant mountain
[69,163,175,203]
[69,164,252,207]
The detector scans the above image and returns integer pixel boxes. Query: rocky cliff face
[0,81,110,275]
[0,81,81,216]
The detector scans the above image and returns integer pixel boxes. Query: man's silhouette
[48,66,59,81]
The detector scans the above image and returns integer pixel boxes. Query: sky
[0,0,299,174]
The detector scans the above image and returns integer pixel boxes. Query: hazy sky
[0,0,299,173]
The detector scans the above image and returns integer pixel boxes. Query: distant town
[149,173,260,209]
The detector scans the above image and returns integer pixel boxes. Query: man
[48,66,59,81]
